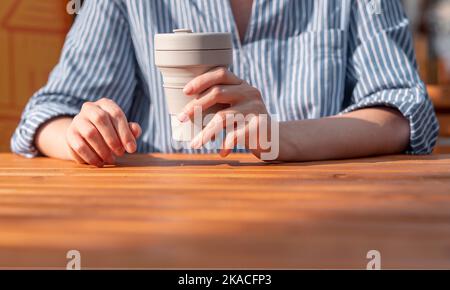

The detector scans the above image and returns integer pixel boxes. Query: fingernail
[183,84,193,94]
[126,141,136,153]
[177,112,189,122]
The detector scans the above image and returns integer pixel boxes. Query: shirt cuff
[341,89,440,155]
[11,103,80,158]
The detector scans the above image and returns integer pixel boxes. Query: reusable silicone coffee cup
[154,29,233,142]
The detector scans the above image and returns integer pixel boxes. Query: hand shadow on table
[113,154,408,168]
[114,155,263,167]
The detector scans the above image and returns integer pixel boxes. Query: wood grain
[0,153,450,269]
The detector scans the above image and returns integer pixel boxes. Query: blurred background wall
[409,0,450,153]
[0,0,449,153]
[0,0,72,152]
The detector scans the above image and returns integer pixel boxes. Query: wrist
[276,121,298,161]
[276,121,312,162]
[35,117,73,160]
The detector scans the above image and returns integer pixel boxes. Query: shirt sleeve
[11,0,137,158]
[341,0,439,154]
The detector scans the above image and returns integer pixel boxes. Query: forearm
[35,117,73,160]
[277,108,410,162]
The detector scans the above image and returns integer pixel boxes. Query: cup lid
[155,29,232,51]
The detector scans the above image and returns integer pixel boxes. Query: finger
[191,110,237,149]
[220,124,249,158]
[183,67,242,95]
[247,114,263,151]
[129,122,142,139]
[66,126,85,164]
[68,146,86,165]
[97,99,137,154]
[178,85,241,122]
[82,102,124,156]
[66,130,104,167]
[76,118,115,164]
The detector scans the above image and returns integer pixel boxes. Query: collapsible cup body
[154,29,233,142]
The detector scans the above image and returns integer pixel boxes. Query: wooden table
[1,153,450,269]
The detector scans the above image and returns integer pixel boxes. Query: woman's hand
[66,98,141,167]
[177,67,272,159]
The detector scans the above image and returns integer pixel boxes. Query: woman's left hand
[177,67,271,158]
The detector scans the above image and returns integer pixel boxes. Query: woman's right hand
[66,98,141,167]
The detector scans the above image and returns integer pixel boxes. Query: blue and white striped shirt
[11,0,439,157]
